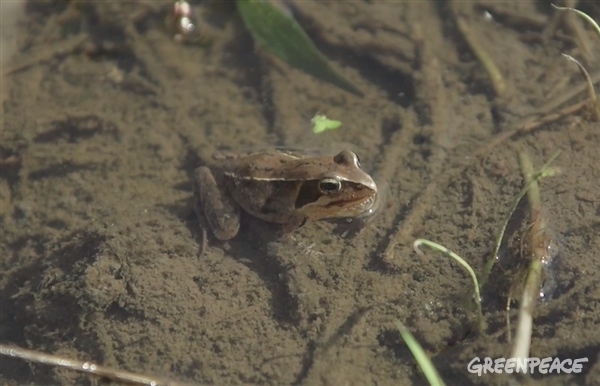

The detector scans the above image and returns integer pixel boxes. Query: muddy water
[1,1,599,385]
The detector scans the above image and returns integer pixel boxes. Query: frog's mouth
[324,192,378,217]
[299,191,378,220]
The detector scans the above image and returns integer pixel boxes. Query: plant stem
[480,151,560,287]
[510,152,553,359]
[450,2,505,96]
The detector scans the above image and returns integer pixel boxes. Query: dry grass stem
[475,2,548,29]
[472,99,588,159]
[479,151,560,287]
[552,4,600,38]
[553,2,595,64]
[536,69,600,115]
[561,54,600,120]
[0,344,197,386]
[509,152,557,360]
[451,3,505,96]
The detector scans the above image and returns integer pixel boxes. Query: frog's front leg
[281,215,307,235]
[194,166,240,241]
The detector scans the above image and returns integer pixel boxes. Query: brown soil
[1,1,599,385]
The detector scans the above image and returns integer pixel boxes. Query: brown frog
[194,149,378,241]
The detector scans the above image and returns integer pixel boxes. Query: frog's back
[222,150,304,181]
[219,151,304,223]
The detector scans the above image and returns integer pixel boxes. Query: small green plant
[413,151,561,330]
[311,113,342,134]
[396,321,446,386]
[406,151,562,383]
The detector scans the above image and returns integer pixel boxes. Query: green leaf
[236,0,363,96]
[311,114,342,134]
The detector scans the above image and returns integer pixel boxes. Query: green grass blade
[552,5,600,38]
[395,321,446,386]
[236,0,363,96]
[414,239,482,325]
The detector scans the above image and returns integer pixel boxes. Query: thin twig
[0,344,199,386]
[472,99,588,159]
[475,2,548,30]
[536,69,600,115]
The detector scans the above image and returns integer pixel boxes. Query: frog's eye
[319,178,342,193]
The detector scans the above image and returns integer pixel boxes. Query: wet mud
[1,1,599,385]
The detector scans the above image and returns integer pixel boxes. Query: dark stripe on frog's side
[228,179,302,223]
[295,180,322,209]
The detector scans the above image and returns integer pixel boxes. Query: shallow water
[1,1,599,385]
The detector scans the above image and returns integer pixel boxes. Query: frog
[193,149,378,241]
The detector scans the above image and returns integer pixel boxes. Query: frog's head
[295,150,378,220]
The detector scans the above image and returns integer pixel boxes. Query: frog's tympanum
[194,150,377,240]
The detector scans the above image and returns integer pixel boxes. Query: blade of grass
[413,239,482,327]
[552,4,600,38]
[395,322,446,386]
[450,1,505,96]
[561,53,599,120]
[552,4,600,120]
[236,0,363,96]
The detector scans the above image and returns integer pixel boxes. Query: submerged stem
[510,152,555,360]
[450,2,505,96]
[480,151,560,287]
